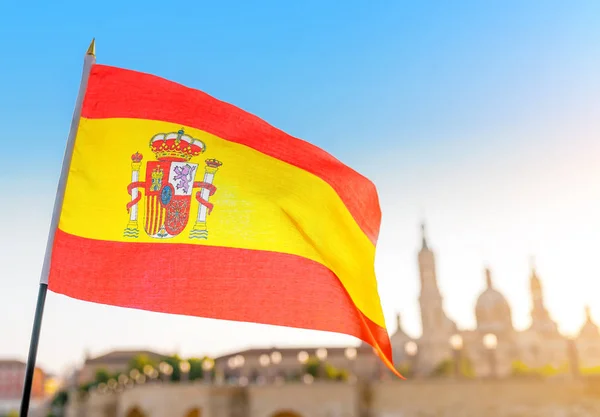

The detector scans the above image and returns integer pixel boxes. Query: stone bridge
[66,378,600,417]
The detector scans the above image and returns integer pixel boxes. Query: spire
[396,313,402,330]
[529,256,537,275]
[420,222,428,250]
[529,256,541,291]
[485,267,493,288]
[585,305,592,321]
[579,305,599,338]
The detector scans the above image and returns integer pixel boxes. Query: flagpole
[19,39,97,417]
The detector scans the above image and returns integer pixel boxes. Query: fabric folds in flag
[48,64,399,375]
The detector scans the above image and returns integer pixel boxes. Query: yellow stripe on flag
[60,117,385,327]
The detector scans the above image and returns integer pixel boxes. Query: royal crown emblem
[123,129,223,239]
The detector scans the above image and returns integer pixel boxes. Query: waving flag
[47,62,398,375]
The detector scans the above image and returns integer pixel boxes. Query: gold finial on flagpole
[86,38,96,56]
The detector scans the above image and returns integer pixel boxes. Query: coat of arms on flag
[123,129,223,240]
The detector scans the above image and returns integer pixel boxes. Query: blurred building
[389,223,600,377]
[575,306,600,369]
[79,350,166,384]
[0,359,46,415]
[213,344,384,383]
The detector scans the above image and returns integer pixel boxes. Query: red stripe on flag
[48,229,393,363]
[80,64,381,245]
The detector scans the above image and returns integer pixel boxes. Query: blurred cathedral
[390,224,600,378]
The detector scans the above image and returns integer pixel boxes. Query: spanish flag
[47,46,397,374]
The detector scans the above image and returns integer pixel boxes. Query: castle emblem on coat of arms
[123,129,223,240]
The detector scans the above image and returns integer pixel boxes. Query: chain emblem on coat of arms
[123,129,223,240]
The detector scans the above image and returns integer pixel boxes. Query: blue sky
[1,0,600,375]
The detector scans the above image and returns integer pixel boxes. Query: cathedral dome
[475,268,513,333]
[476,289,510,312]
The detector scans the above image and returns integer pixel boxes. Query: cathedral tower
[529,259,558,334]
[576,305,600,368]
[522,259,566,369]
[418,223,454,337]
[416,223,456,374]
